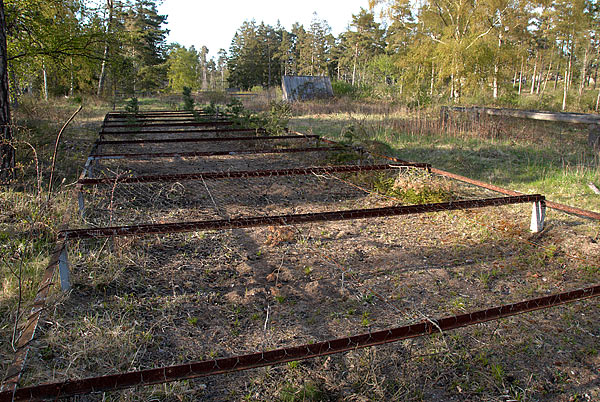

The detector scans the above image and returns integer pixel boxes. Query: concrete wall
[282,75,334,102]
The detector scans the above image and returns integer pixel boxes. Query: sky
[158,0,371,59]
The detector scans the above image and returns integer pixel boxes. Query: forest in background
[3,0,600,112]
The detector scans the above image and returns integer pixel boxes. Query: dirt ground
[13,120,600,401]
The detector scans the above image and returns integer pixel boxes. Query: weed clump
[124,97,139,115]
[225,98,291,134]
[373,169,455,204]
[182,87,195,112]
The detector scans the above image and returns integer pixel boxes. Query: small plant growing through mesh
[264,100,292,135]
[371,169,455,205]
[182,87,195,112]
[124,97,139,125]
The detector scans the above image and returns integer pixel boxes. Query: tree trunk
[69,58,74,97]
[8,65,18,108]
[579,40,590,97]
[267,37,272,89]
[0,0,13,182]
[518,57,523,95]
[493,63,498,99]
[430,62,434,96]
[562,68,568,111]
[596,86,600,112]
[541,60,552,95]
[567,38,574,91]
[530,57,537,94]
[352,43,358,86]
[42,61,48,101]
[97,0,114,97]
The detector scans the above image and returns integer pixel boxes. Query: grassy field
[1,95,599,401]
[289,106,600,213]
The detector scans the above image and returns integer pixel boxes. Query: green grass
[291,112,600,212]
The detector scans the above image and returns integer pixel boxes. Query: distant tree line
[2,0,600,111]
[226,1,600,111]
[6,0,168,100]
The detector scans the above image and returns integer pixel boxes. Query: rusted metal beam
[2,282,596,401]
[100,128,263,136]
[90,146,342,160]
[291,130,600,221]
[59,195,543,240]
[78,163,429,186]
[0,242,66,395]
[96,134,317,146]
[107,110,211,116]
[106,118,214,124]
[103,121,233,129]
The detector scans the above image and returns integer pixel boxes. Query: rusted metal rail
[96,134,317,146]
[293,131,600,221]
[59,195,543,240]
[107,110,212,117]
[77,163,429,185]
[90,146,342,160]
[103,120,233,129]
[0,243,67,395]
[105,118,214,124]
[100,128,264,136]
[2,283,597,401]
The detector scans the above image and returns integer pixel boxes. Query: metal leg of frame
[58,244,71,292]
[86,157,95,179]
[530,201,546,233]
[78,191,85,218]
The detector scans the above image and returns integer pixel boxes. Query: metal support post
[77,191,85,218]
[58,244,71,292]
[86,157,95,179]
[530,200,546,233]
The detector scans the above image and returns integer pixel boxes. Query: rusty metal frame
[90,146,342,160]
[103,120,232,129]
[107,110,212,117]
[0,243,66,396]
[77,163,429,185]
[294,131,600,221]
[96,134,318,146]
[60,195,544,240]
[100,127,255,136]
[1,283,597,401]
[2,110,586,400]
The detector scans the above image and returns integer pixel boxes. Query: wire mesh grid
[93,136,319,156]
[86,147,368,177]
[99,127,260,141]
[22,203,598,389]
[76,166,504,229]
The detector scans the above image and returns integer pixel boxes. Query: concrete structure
[282,75,334,102]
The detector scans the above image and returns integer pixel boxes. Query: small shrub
[182,87,194,112]
[124,97,139,115]
[371,170,454,204]
[279,382,324,402]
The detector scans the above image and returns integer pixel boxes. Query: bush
[331,80,356,97]
[124,97,139,115]
[182,87,194,112]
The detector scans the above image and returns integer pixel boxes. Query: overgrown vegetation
[225,98,292,135]
[1,95,599,401]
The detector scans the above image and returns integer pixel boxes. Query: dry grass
[2,96,599,401]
